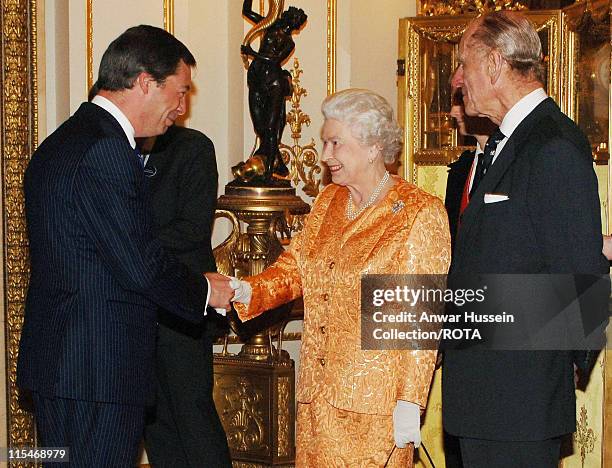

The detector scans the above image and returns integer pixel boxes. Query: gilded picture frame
[398,11,569,182]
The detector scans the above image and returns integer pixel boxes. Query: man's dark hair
[96,25,196,92]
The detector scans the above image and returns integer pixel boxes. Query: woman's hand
[392,400,421,448]
[230,278,252,304]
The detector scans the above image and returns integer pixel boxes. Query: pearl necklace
[346,170,390,221]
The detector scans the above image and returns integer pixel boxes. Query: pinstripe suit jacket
[17,103,207,405]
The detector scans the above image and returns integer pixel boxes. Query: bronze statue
[233,0,307,185]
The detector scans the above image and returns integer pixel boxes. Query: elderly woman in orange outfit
[232,88,450,467]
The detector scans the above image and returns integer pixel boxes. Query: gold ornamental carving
[280,58,321,199]
[574,405,596,468]
[276,377,291,457]
[411,22,469,44]
[213,354,296,465]
[419,0,527,16]
[3,0,38,459]
[223,377,269,453]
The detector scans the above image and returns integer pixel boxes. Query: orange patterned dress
[235,176,451,467]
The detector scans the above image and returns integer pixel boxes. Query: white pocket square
[484,193,509,204]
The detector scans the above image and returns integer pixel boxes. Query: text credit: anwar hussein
[363,284,515,348]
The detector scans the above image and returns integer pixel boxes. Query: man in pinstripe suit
[17,25,234,466]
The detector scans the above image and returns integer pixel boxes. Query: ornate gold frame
[398,11,568,182]
[163,0,174,35]
[327,0,337,95]
[87,0,93,92]
[3,0,38,454]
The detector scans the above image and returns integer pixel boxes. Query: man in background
[445,76,495,252]
[443,74,495,468]
[443,11,609,467]
[140,125,231,467]
[18,25,234,466]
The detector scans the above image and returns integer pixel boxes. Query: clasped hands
[203,273,251,312]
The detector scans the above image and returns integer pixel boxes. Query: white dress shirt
[467,88,548,193]
[91,95,137,149]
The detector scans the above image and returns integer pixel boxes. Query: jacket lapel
[459,138,517,235]
[456,98,558,255]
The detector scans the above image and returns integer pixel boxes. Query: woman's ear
[367,145,383,164]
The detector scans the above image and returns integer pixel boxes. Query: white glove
[213,277,251,316]
[392,400,421,448]
[230,277,252,304]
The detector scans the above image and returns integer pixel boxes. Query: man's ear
[488,49,504,85]
[136,72,155,95]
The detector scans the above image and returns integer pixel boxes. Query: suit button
[323,293,329,301]
[329,261,335,269]
[319,358,326,366]
[320,326,326,334]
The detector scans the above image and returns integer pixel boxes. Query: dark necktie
[470,128,505,197]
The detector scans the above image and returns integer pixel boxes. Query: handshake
[204,273,251,313]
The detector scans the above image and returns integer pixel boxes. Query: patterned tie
[134,146,145,168]
[470,128,505,197]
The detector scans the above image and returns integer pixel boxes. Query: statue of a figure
[233,0,307,185]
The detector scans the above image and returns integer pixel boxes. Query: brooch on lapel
[391,200,405,214]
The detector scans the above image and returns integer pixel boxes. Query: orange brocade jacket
[236,176,451,415]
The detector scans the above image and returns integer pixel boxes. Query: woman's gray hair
[321,88,403,164]
[470,10,545,84]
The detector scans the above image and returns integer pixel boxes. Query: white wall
[346,0,416,115]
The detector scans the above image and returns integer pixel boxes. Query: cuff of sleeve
[204,276,210,316]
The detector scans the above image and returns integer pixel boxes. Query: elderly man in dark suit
[443,11,609,468]
[141,125,231,467]
[17,25,234,466]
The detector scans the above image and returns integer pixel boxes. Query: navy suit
[18,103,208,464]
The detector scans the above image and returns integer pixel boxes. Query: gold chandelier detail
[420,0,527,16]
[280,58,321,199]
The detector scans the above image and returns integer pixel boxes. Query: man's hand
[205,272,235,310]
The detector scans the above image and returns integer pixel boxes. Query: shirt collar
[499,87,548,139]
[91,95,136,149]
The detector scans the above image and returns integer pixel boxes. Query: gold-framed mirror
[398,10,568,184]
